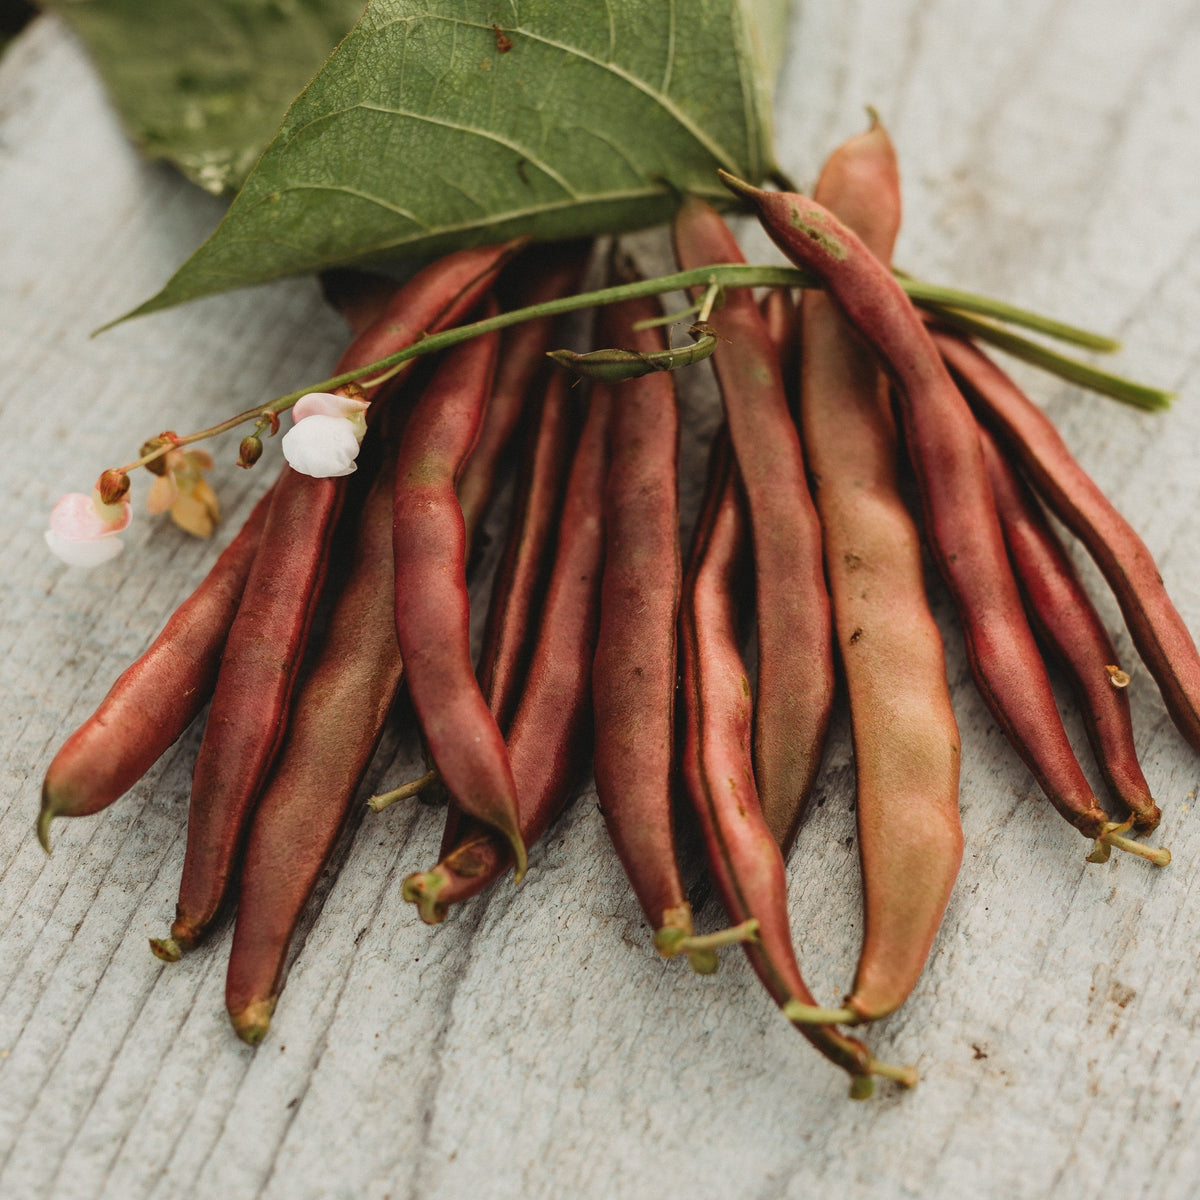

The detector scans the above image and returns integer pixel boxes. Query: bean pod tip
[35,797,56,854]
[229,999,275,1046]
[401,869,449,925]
[148,936,182,963]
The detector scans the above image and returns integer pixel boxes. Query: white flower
[45,489,132,568]
[281,392,370,478]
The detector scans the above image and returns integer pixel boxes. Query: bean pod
[226,456,405,1043]
[39,486,273,850]
[153,242,518,959]
[674,196,834,854]
[723,172,1111,844]
[678,434,913,1095]
[977,425,1160,834]
[936,327,1200,758]
[591,297,697,957]
[800,121,963,1022]
[392,303,528,878]
[402,385,612,920]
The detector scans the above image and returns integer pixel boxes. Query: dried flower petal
[171,478,220,538]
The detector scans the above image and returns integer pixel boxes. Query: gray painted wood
[3,4,1200,1197]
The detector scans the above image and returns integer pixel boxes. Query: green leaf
[124,0,790,320]
[42,0,366,196]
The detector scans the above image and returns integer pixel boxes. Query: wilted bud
[237,434,263,469]
[96,468,130,505]
[140,432,178,476]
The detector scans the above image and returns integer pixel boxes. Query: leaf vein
[268,183,431,228]
[355,101,579,197]
[363,14,741,171]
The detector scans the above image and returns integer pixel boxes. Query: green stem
[929,306,1173,412]
[900,278,1120,351]
[129,264,1156,466]
[254,265,1129,415]
[673,918,760,953]
[368,768,440,813]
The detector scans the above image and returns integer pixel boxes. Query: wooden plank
[3,4,1200,1197]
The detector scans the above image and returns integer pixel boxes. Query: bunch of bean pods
[39,123,1192,1098]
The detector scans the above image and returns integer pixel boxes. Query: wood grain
[4,5,1200,1197]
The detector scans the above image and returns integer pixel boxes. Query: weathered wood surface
[3,4,1200,1197]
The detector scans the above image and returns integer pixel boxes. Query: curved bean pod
[39,486,273,851]
[723,172,1109,842]
[437,368,574,858]
[392,303,528,879]
[935,328,1200,758]
[978,426,1161,834]
[477,370,575,732]
[402,386,612,922]
[226,459,405,1044]
[801,122,963,1023]
[673,196,833,855]
[154,242,518,959]
[678,434,913,1096]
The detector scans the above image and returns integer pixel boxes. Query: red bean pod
[935,328,1200,757]
[801,122,963,1023]
[392,303,529,879]
[723,172,1110,842]
[678,434,912,1097]
[401,385,612,922]
[437,368,574,858]
[438,365,574,853]
[673,197,833,855]
[38,486,273,851]
[344,241,526,408]
[591,297,696,953]
[457,241,591,541]
[225,458,405,1044]
[477,370,575,731]
[153,243,519,959]
[760,286,799,388]
[977,425,1160,832]
[152,465,345,962]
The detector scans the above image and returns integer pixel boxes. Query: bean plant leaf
[42,0,366,196]
[124,0,791,320]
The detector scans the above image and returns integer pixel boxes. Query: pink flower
[282,392,369,478]
[45,489,132,568]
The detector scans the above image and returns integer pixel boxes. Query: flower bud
[140,432,178,476]
[237,434,263,469]
[97,468,130,505]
